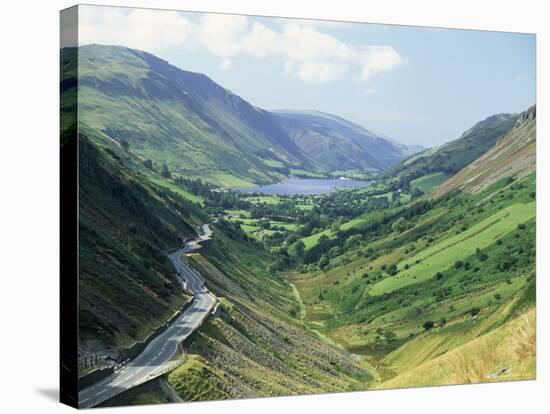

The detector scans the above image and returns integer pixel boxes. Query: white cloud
[195,14,248,58]
[79,6,190,53]
[78,6,404,83]
[296,62,349,82]
[358,46,405,82]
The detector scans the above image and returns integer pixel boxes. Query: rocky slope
[437,105,535,195]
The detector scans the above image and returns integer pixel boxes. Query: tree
[143,159,153,170]
[259,219,271,230]
[391,217,408,233]
[160,164,172,179]
[423,320,435,330]
[387,263,398,276]
[294,241,305,257]
[411,187,424,199]
[345,234,362,250]
[329,246,342,258]
[318,255,330,270]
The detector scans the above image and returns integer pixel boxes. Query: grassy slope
[383,113,517,180]
[78,133,206,352]
[410,172,451,193]
[165,221,374,400]
[438,105,536,196]
[370,201,535,295]
[289,172,535,386]
[67,45,318,187]
[380,306,535,388]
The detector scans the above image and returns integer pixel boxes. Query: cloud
[78,6,404,83]
[295,62,349,82]
[195,14,248,58]
[79,6,190,53]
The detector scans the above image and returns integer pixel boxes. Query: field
[285,171,535,387]
[369,201,535,295]
[410,172,451,193]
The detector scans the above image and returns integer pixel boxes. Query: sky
[75,5,536,148]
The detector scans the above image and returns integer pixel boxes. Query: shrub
[423,321,435,330]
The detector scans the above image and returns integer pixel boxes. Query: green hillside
[63,45,317,187]
[382,113,517,184]
[289,173,535,386]
[438,105,536,196]
[78,132,207,352]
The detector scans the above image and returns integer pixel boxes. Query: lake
[236,178,371,195]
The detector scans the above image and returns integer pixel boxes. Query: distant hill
[437,105,536,195]
[62,45,416,185]
[382,112,518,181]
[272,110,416,172]
[65,45,316,187]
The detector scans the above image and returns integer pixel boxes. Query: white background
[0,0,548,412]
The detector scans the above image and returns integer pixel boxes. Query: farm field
[369,201,535,295]
[410,172,451,193]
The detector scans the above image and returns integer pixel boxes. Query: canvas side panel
[60,5,79,409]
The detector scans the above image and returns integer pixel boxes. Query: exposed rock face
[436,105,536,196]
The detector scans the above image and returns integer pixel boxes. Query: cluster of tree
[314,190,390,219]
[301,202,433,265]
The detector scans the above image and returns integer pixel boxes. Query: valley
[64,44,536,406]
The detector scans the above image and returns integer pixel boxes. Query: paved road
[78,224,216,408]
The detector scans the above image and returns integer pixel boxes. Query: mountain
[382,112,518,181]
[63,45,415,185]
[67,44,316,187]
[272,110,415,172]
[437,105,536,196]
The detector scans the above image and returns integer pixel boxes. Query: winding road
[78,223,217,408]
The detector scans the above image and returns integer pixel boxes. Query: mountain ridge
[272,109,414,172]
[65,44,414,184]
[381,112,519,182]
[436,105,536,196]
